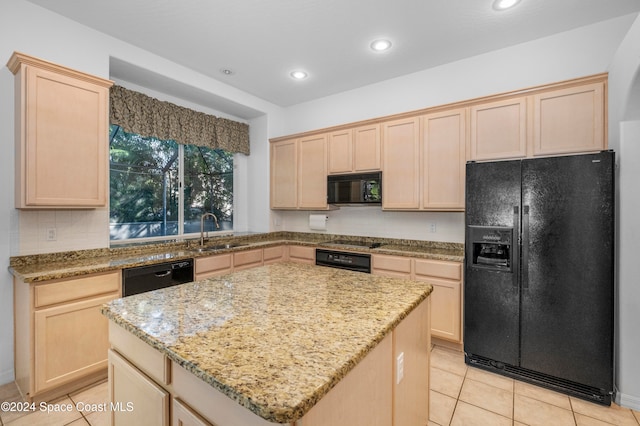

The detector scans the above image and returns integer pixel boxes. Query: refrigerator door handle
[513,206,520,288]
[522,205,530,289]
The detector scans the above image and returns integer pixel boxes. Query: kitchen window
[109,125,233,241]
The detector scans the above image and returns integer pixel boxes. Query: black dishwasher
[122,259,194,297]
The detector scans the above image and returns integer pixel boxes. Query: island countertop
[101,262,433,423]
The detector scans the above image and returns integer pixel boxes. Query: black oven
[316,249,371,273]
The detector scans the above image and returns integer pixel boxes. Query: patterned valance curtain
[109,85,250,155]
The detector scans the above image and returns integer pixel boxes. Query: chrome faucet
[200,212,220,246]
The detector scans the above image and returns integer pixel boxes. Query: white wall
[608,12,640,410]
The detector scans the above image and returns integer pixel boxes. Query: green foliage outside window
[109,125,233,240]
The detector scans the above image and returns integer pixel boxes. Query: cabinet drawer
[233,249,263,269]
[263,246,285,263]
[288,245,315,263]
[195,254,232,275]
[372,255,412,274]
[109,321,171,387]
[414,259,461,280]
[34,271,120,308]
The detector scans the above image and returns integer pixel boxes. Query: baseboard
[615,387,640,411]
[0,368,15,386]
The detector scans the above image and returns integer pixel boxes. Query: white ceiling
[26,0,640,113]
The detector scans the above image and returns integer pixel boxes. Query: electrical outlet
[429,223,437,233]
[46,228,57,241]
[396,352,404,384]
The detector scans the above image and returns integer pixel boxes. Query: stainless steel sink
[192,243,247,253]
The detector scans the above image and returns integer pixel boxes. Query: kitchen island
[101,262,432,426]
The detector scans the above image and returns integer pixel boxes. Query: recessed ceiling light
[219,68,235,76]
[492,0,521,10]
[290,70,308,80]
[370,39,392,52]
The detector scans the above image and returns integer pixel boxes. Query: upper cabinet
[421,109,466,210]
[7,52,113,209]
[382,117,421,210]
[270,136,328,210]
[470,97,528,161]
[532,82,605,156]
[328,124,381,174]
[469,76,606,162]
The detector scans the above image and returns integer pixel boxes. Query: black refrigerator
[464,151,614,405]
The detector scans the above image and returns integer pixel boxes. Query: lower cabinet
[108,349,170,426]
[173,398,214,426]
[233,248,263,271]
[372,254,463,344]
[414,259,462,343]
[195,253,232,280]
[287,245,316,264]
[263,245,285,265]
[14,271,121,402]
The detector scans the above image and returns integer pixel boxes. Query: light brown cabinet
[421,109,466,210]
[532,82,605,156]
[263,245,286,265]
[14,271,121,402]
[414,259,462,343]
[233,248,263,271]
[470,97,528,161]
[270,136,328,210]
[270,139,298,209]
[372,254,463,344]
[328,124,381,174]
[195,253,232,280]
[381,117,421,209]
[173,398,214,426]
[298,134,328,209]
[288,245,316,264]
[7,52,113,209]
[108,349,170,426]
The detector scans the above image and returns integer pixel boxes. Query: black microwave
[327,172,382,205]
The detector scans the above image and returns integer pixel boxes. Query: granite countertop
[9,231,464,283]
[101,262,433,423]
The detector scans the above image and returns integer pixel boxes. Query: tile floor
[428,346,640,426]
[0,346,639,425]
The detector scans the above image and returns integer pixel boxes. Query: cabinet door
[34,293,119,392]
[288,245,316,264]
[173,398,214,426]
[108,349,170,426]
[298,134,328,209]
[353,124,381,172]
[382,117,420,209]
[415,276,461,342]
[327,129,353,174]
[270,139,298,209]
[195,254,232,280]
[371,254,412,278]
[532,82,605,156]
[470,97,527,161]
[421,109,466,210]
[233,249,263,271]
[19,65,110,208]
[263,245,285,265]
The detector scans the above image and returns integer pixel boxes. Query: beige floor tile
[633,410,640,423]
[84,411,110,426]
[0,383,21,401]
[570,398,638,426]
[4,396,84,426]
[430,347,467,377]
[465,367,514,392]
[450,400,511,426]
[0,394,31,424]
[575,412,621,426]
[69,381,109,415]
[459,378,513,418]
[65,418,90,425]
[431,367,464,398]
[430,390,457,426]
[514,393,576,426]
[514,380,572,410]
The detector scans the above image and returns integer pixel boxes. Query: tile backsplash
[14,209,109,255]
